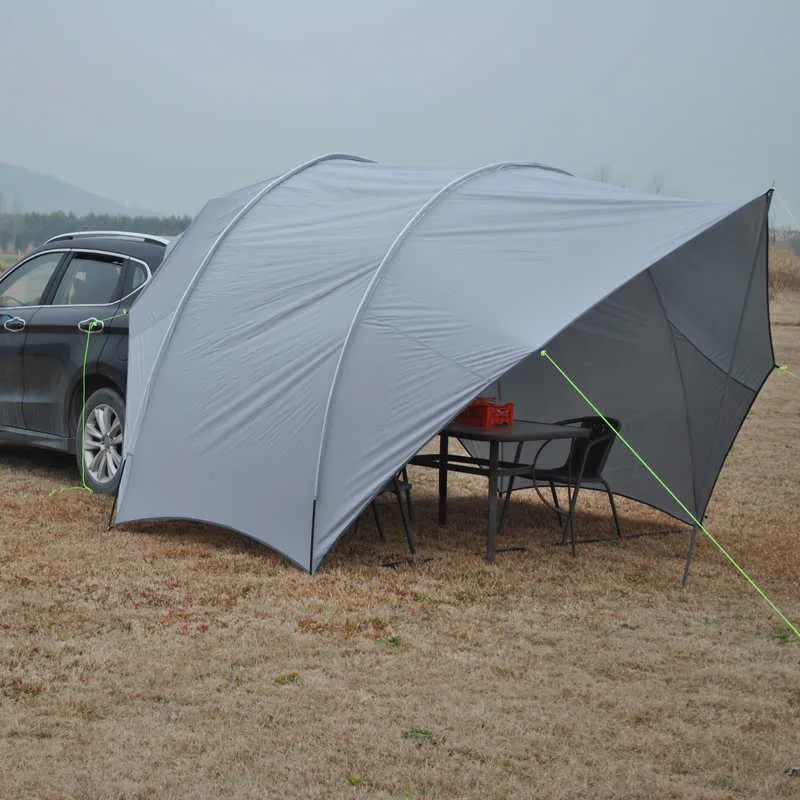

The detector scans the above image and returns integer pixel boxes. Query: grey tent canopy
[114,154,774,572]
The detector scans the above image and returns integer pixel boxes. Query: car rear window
[130,262,148,292]
[52,253,127,306]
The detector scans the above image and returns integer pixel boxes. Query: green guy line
[50,327,94,496]
[778,365,800,381]
[774,188,798,229]
[539,348,799,640]
[49,309,129,497]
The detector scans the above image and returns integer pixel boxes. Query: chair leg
[372,501,386,542]
[498,475,517,533]
[549,482,563,524]
[397,493,417,556]
[499,441,526,534]
[401,467,413,522]
[393,479,416,555]
[558,482,572,545]
[563,484,582,556]
[600,478,622,539]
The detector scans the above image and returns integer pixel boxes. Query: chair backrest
[564,416,621,479]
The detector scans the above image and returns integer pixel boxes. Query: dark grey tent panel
[114,155,774,571]
[484,195,772,525]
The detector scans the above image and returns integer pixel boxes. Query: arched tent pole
[127,153,373,453]
[310,161,572,560]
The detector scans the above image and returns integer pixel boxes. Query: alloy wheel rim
[82,403,123,485]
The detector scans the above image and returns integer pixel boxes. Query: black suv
[0,231,172,493]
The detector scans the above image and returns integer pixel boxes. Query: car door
[21,250,131,437]
[0,251,67,430]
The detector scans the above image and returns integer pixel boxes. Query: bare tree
[11,194,17,254]
[586,165,632,189]
[646,172,667,195]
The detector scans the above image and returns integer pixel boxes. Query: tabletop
[443,420,592,444]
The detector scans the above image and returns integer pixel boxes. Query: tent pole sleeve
[310,160,572,505]
[129,153,373,460]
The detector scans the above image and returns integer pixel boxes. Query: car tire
[75,388,126,495]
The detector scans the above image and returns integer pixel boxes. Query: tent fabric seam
[645,269,699,515]
[696,200,767,513]
[647,196,771,387]
[668,322,757,394]
[689,198,773,519]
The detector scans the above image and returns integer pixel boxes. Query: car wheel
[75,388,125,494]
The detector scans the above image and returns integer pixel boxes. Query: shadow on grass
[1,445,76,482]
[3,445,686,571]
[326,491,689,571]
[111,486,689,572]
[115,517,293,567]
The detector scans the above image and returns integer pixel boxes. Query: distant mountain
[0,162,140,215]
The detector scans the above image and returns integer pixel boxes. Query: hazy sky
[3,0,798,225]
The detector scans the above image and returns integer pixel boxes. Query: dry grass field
[770,247,800,297]
[1,261,799,798]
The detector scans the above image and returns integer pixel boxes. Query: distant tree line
[2,207,798,259]
[0,211,193,252]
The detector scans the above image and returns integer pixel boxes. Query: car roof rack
[44,230,172,246]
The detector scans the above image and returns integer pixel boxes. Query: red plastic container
[455,399,515,427]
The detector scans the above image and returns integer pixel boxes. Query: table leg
[487,439,499,562]
[438,432,449,526]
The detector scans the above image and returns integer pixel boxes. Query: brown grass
[1,302,800,799]
[771,246,800,297]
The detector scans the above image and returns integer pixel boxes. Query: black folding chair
[370,468,416,555]
[499,416,622,555]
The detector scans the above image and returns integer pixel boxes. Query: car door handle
[2,316,25,332]
[77,317,104,333]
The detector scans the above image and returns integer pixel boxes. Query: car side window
[0,252,64,308]
[51,253,127,306]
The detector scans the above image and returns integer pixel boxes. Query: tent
[114,154,774,572]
